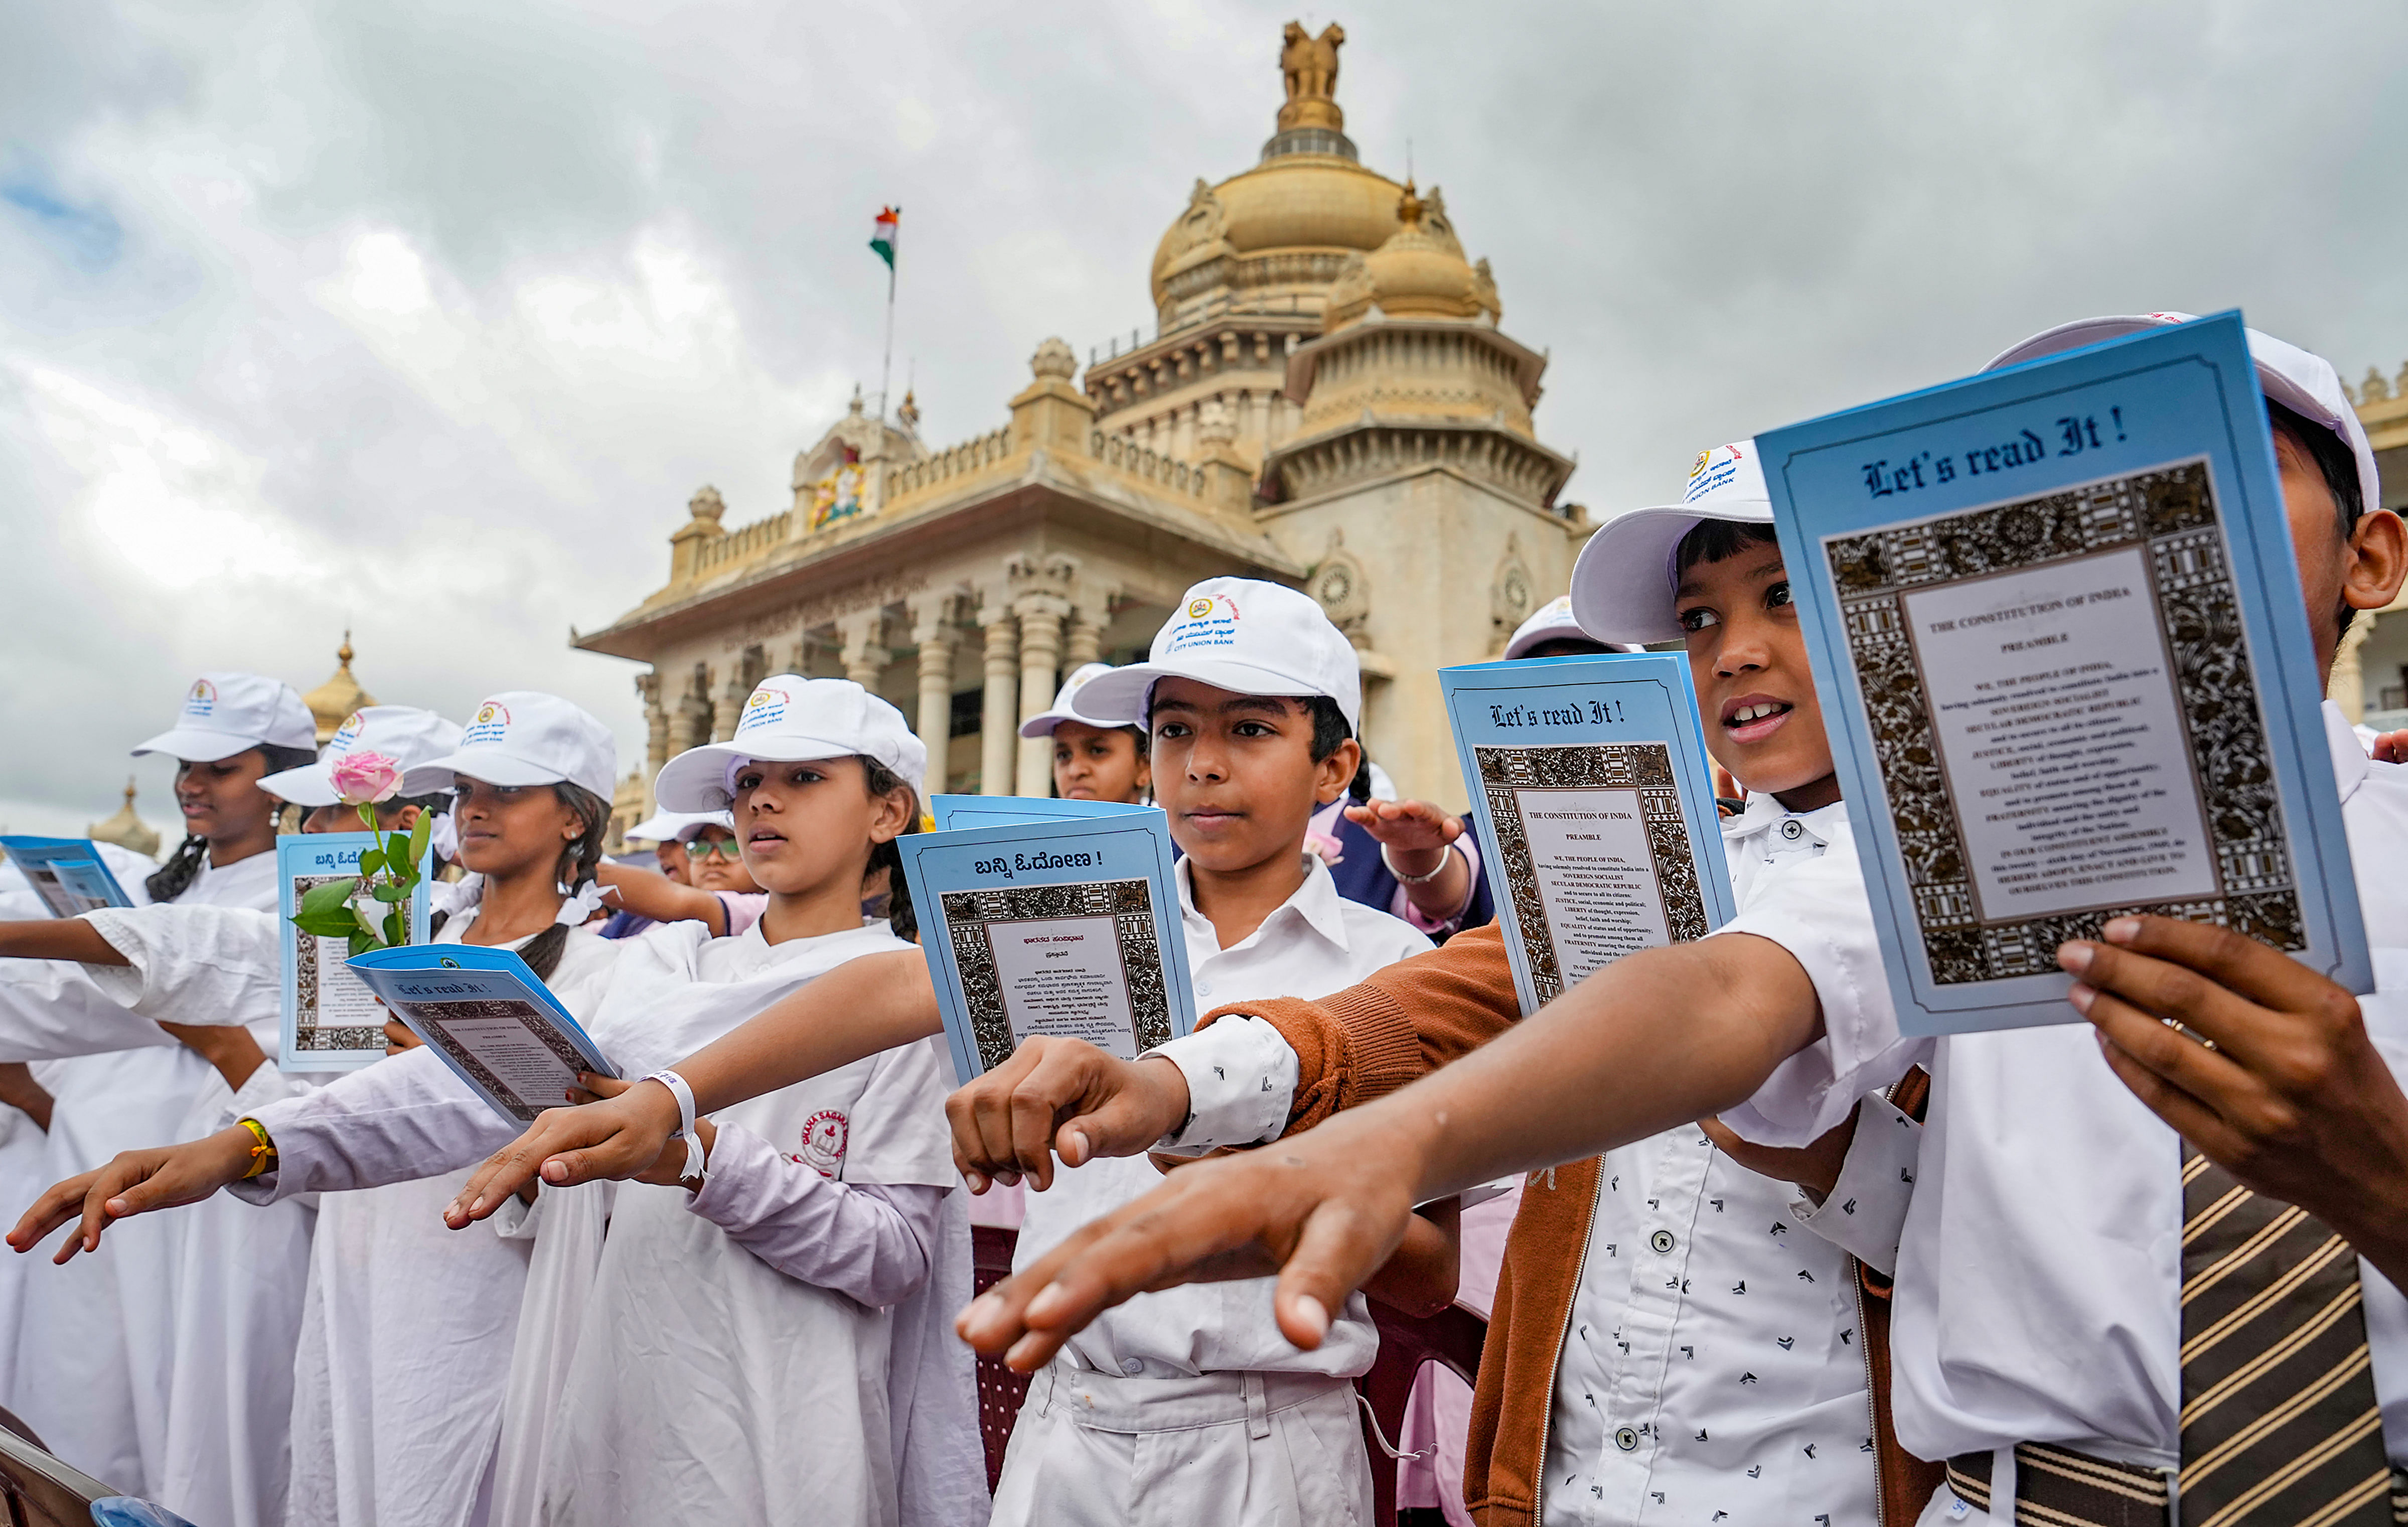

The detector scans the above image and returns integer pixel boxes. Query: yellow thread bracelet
[237,1117,276,1179]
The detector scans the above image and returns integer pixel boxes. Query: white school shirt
[1016,853,1432,1381]
[527,920,973,1527]
[7,851,276,1501]
[1726,700,2408,1471]
[1538,794,1880,1527]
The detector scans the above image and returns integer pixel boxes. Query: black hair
[1348,751,1375,804]
[857,755,922,942]
[502,782,611,983]
[1304,695,1352,764]
[1673,517,1783,577]
[147,742,318,903]
[2266,399,2368,649]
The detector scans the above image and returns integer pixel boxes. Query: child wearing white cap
[1021,662,1154,804]
[0,672,312,1507]
[22,679,982,1527]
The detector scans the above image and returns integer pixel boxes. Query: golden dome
[88,777,161,861]
[1323,182,1500,331]
[303,632,377,744]
[1148,20,1410,318]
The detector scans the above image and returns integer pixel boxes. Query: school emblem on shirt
[329,713,366,752]
[463,701,511,746]
[796,1109,848,1177]
[738,686,789,735]
[184,679,217,717]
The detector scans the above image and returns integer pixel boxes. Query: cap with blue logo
[651,676,928,810]
[258,706,466,807]
[1069,577,1362,733]
[1568,441,1775,646]
[418,692,618,801]
[132,672,318,763]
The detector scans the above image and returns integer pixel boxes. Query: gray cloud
[5,0,2406,837]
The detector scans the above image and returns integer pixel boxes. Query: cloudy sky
[6,0,2407,842]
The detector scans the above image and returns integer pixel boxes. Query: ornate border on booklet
[1475,742,1710,1005]
[291,874,382,1052]
[406,999,588,1121]
[941,878,1171,1072]
[1822,457,2300,984]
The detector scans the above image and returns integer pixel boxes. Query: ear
[2345,508,2408,614]
[388,804,423,831]
[1132,752,1153,795]
[866,783,918,847]
[1314,738,1363,806]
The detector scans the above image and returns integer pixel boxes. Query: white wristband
[644,1069,707,1188]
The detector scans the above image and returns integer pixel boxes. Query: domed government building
[572,21,1589,835]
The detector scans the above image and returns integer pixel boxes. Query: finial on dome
[1397,180,1424,229]
[1277,21,1346,132]
[337,629,355,668]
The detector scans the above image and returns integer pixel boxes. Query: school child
[960,321,2408,1527]
[1020,662,1154,804]
[594,809,721,938]
[911,578,1438,1526]
[594,815,769,939]
[0,673,313,1500]
[16,679,983,1527]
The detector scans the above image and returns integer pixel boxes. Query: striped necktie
[2180,1144,2394,1527]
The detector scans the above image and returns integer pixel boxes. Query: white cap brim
[626,810,733,842]
[130,726,275,764]
[1071,656,1359,732]
[1018,708,1128,738]
[416,746,580,793]
[1569,497,1775,646]
[258,761,454,808]
[653,738,857,811]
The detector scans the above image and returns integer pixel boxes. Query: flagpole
[877,256,896,425]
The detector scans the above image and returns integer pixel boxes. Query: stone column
[837,611,888,692]
[637,673,668,812]
[1014,595,1068,796]
[711,667,747,743]
[978,610,1019,796]
[1062,608,1103,671]
[911,604,960,765]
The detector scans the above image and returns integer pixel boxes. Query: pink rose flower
[328,751,403,806]
[1302,827,1345,867]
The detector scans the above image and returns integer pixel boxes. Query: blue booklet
[1440,653,1738,1016]
[1760,311,2368,1035]
[928,794,1154,831]
[277,835,431,1073]
[897,808,1196,1084]
[0,837,135,917]
[346,944,617,1122]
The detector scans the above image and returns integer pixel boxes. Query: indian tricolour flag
[869,207,899,269]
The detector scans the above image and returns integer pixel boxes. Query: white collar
[1175,851,1354,954]
[2324,699,2369,806]
[1722,790,1846,848]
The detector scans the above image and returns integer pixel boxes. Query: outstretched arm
[0,920,129,965]
[443,948,940,1224]
[593,861,728,935]
[959,931,1824,1371]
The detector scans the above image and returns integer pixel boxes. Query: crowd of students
[0,310,2401,1527]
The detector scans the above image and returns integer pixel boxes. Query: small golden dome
[1322,182,1500,332]
[88,777,161,862]
[303,631,378,745]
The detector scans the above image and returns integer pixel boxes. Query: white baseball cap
[652,676,928,810]
[1504,594,1644,660]
[132,672,317,763]
[418,692,618,802]
[1071,577,1363,733]
[259,706,466,807]
[625,808,734,844]
[1569,442,1775,646]
[1983,313,2379,517]
[1018,663,1126,738]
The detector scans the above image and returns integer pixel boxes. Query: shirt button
[1780,819,1804,841]
[1197,983,1213,998]
[1118,1357,1144,1376]
[1649,1229,1676,1255]
[1614,1425,1640,1452]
